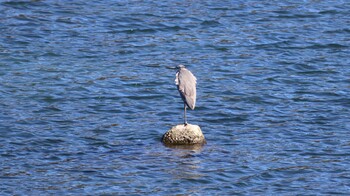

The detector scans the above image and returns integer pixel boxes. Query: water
[1,0,350,195]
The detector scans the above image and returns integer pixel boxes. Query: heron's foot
[184,122,188,126]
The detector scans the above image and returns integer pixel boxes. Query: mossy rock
[162,124,206,145]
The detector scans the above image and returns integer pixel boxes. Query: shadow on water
[163,143,206,152]
[162,143,209,195]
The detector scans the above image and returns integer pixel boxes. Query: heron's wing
[176,69,197,110]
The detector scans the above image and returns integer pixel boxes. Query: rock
[162,124,206,145]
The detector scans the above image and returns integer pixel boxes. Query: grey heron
[175,64,197,125]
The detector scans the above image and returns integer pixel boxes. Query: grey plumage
[175,64,197,125]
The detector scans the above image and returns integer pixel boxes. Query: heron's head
[177,64,186,69]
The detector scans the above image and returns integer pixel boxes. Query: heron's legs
[184,103,187,126]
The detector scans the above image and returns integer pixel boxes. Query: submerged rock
[162,124,206,145]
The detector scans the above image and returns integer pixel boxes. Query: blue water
[1,0,350,195]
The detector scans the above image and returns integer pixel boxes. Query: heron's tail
[185,97,196,110]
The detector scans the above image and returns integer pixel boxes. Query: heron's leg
[184,103,187,125]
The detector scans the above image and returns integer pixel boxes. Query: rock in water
[162,124,206,145]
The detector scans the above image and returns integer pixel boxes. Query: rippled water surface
[1,0,350,195]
